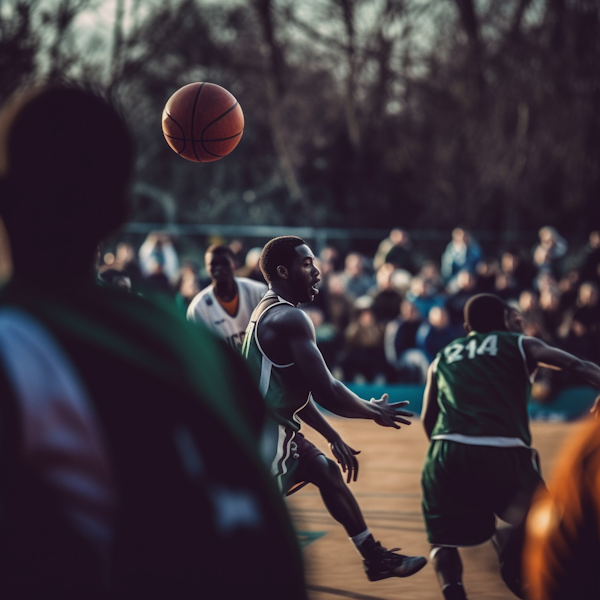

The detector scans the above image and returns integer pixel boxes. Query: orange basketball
[161,82,244,163]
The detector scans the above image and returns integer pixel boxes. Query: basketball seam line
[200,101,242,157]
[191,83,206,162]
[165,114,186,155]
[164,132,242,143]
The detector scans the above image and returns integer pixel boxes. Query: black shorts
[284,432,325,496]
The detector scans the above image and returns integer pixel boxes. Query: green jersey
[431,330,533,445]
[0,278,307,599]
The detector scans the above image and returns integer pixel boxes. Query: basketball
[161,82,244,163]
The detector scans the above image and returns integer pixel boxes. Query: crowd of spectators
[99,226,600,403]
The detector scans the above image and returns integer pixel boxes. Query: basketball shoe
[361,539,427,581]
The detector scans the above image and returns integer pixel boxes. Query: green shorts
[421,440,543,547]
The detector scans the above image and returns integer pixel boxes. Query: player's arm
[421,359,440,440]
[299,398,361,483]
[522,336,600,415]
[274,308,412,428]
[522,336,600,387]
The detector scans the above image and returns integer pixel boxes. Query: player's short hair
[260,236,306,283]
[205,244,235,261]
[464,293,509,333]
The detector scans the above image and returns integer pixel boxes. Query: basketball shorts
[261,416,325,496]
[284,432,325,496]
[421,440,543,547]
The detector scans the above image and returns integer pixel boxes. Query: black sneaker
[442,582,468,600]
[362,540,427,581]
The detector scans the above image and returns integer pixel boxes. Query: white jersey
[187,277,267,351]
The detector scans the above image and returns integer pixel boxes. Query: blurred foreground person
[420,294,600,600]
[0,82,305,600]
[523,413,600,600]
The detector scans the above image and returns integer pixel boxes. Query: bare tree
[252,0,302,202]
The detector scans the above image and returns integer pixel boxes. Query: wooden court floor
[287,414,583,600]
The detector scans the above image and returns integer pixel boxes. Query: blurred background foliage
[1,0,599,235]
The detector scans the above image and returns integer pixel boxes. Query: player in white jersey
[187,244,267,350]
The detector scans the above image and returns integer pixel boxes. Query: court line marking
[293,491,421,498]
[297,530,328,547]
[306,584,391,600]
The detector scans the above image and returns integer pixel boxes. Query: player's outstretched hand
[329,437,361,483]
[370,394,412,429]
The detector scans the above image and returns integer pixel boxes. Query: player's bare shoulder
[260,302,312,336]
[257,303,315,364]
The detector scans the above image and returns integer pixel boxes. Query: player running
[187,244,267,350]
[421,293,600,600]
[242,235,427,583]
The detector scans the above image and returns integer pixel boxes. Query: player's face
[289,244,320,304]
[506,308,524,333]
[206,253,235,283]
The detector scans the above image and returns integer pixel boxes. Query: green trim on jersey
[432,331,532,444]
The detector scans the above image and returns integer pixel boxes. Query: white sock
[350,528,372,555]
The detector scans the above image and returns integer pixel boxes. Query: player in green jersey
[421,293,600,600]
[243,235,427,583]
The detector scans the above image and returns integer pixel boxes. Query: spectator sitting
[474,258,498,293]
[518,290,556,402]
[338,296,387,383]
[519,289,552,343]
[405,276,445,321]
[558,281,600,338]
[113,241,143,287]
[235,246,266,283]
[539,287,563,341]
[370,263,403,324]
[499,248,536,296]
[323,272,354,338]
[418,261,445,294]
[575,281,600,333]
[384,299,429,383]
[374,228,420,274]
[310,246,341,320]
[302,305,340,369]
[560,316,599,370]
[494,270,520,302]
[557,268,581,313]
[320,244,343,272]
[228,238,246,268]
[440,227,483,290]
[390,268,413,297]
[444,269,479,336]
[373,227,400,271]
[141,255,173,296]
[415,305,456,363]
[138,232,180,287]
[577,230,600,286]
[174,261,201,314]
[533,226,567,280]
[337,252,376,301]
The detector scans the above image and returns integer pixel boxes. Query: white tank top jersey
[187,277,267,351]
